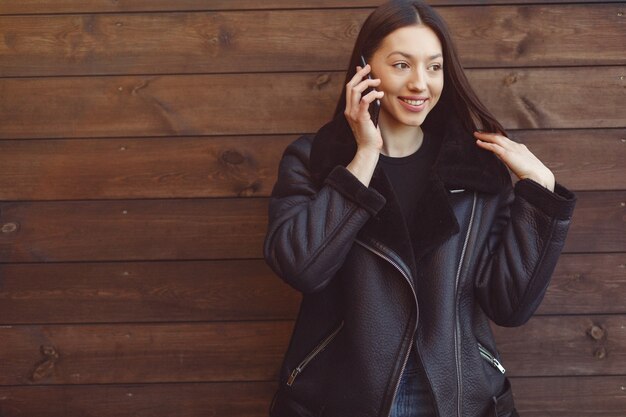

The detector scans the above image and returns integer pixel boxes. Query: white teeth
[401,98,426,106]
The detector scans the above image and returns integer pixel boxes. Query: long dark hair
[334,0,505,135]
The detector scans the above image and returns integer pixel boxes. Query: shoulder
[282,134,315,160]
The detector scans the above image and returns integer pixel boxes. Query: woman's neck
[379,117,424,157]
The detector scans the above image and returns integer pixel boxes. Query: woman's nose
[408,69,427,91]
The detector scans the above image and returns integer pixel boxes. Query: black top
[377,130,439,236]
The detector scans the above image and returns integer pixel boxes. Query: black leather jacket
[263,115,576,417]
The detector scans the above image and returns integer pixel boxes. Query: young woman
[263,1,576,416]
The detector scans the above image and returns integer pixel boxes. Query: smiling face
[369,24,444,131]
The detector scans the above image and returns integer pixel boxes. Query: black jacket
[263,114,577,417]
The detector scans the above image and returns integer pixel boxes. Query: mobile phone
[360,55,381,127]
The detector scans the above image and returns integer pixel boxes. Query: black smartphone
[360,55,381,127]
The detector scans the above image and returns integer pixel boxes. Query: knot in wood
[346,22,360,37]
[589,324,605,341]
[221,150,245,165]
[30,345,60,382]
[237,180,262,197]
[503,73,518,87]
[315,74,331,89]
[593,346,607,360]
[1,222,18,234]
[41,345,59,360]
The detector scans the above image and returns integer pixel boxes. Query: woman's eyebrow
[386,51,443,60]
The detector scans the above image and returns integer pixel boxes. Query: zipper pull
[287,368,300,386]
[491,358,506,374]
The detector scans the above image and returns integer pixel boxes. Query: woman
[263,1,576,416]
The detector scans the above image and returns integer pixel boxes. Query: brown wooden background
[0,0,624,415]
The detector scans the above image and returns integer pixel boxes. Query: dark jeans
[390,348,437,417]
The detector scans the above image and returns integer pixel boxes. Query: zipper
[354,238,418,417]
[477,342,506,374]
[286,320,344,386]
[453,192,477,417]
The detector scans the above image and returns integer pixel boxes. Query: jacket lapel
[309,113,510,276]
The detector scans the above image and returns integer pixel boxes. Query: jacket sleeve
[474,178,577,327]
[263,136,386,294]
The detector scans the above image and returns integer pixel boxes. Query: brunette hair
[334,0,505,135]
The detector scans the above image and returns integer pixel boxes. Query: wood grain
[0,377,624,416]
[510,129,626,192]
[0,321,294,385]
[0,129,623,201]
[0,198,270,262]
[0,191,624,262]
[493,315,626,377]
[0,315,623,385]
[511,376,626,417]
[0,254,623,325]
[537,253,626,315]
[0,382,278,417]
[0,135,295,200]
[0,260,301,324]
[0,0,620,14]
[0,68,624,139]
[1,5,623,77]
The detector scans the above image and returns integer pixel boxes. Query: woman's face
[370,25,444,130]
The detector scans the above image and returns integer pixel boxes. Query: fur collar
[308,113,510,278]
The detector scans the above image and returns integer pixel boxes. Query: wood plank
[0,135,295,200]
[1,5,623,77]
[0,260,301,324]
[511,376,626,417]
[537,254,626,315]
[0,68,624,139]
[0,72,338,139]
[493,315,626,377]
[0,377,624,416]
[0,254,622,325]
[0,129,623,201]
[0,315,623,385]
[0,0,620,14]
[0,382,278,417]
[0,321,294,385]
[510,129,626,192]
[0,191,624,263]
[0,198,269,262]
[564,191,626,254]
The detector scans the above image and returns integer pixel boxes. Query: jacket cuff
[324,165,386,216]
[514,178,577,220]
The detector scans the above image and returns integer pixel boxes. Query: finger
[345,71,360,113]
[350,79,378,110]
[347,64,371,88]
[352,79,382,98]
[473,131,502,142]
[475,138,505,157]
[361,89,384,104]
[474,131,518,148]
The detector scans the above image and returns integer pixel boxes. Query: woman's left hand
[474,131,555,192]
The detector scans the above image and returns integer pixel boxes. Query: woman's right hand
[344,64,385,153]
[344,65,384,187]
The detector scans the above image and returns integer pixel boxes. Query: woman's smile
[398,96,429,112]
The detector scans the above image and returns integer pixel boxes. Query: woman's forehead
[377,25,442,59]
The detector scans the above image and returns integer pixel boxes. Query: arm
[263,136,386,294]
[474,178,576,326]
[472,130,576,325]
[264,65,386,293]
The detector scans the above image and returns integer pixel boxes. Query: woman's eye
[430,64,443,71]
[393,62,410,70]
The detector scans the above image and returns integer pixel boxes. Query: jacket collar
[309,113,510,277]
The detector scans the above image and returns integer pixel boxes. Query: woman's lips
[398,97,428,112]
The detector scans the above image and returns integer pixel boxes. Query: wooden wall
[0,0,624,415]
